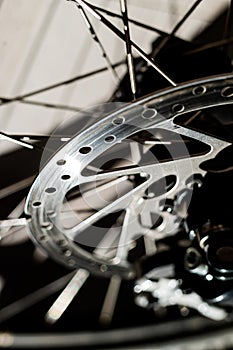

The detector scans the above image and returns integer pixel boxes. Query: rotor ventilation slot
[221,86,233,98]
[39,234,49,242]
[104,135,116,143]
[61,175,71,180]
[45,187,57,194]
[192,85,206,96]
[141,108,157,119]
[41,222,53,230]
[79,146,92,154]
[57,159,66,166]
[172,104,185,114]
[112,116,125,125]
[32,201,42,207]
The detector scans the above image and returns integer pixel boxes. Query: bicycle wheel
[0,1,233,349]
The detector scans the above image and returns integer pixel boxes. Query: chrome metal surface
[134,278,227,321]
[26,74,232,278]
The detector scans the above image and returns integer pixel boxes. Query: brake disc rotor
[25,74,233,279]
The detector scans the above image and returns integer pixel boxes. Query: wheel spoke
[0,60,125,108]
[130,141,142,164]
[76,4,120,84]
[185,36,233,55]
[82,133,216,184]
[8,134,69,142]
[0,131,34,150]
[81,166,146,183]
[94,227,121,259]
[99,275,122,325]
[0,211,28,242]
[0,216,27,239]
[0,131,56,153]
[92,5,168,37]
[0,176,35,200]
[17,99,83,112]
[45,269,89,325]
[152,0,204,57]
[0,96,83,112]
[0,218,27,229]
[115,208,131,261]
[0,272,75,324]
[224,0,233,39]
[115,205,142,261]
[63,176,129,212]
[64,180,148,240]
[72,0,176,86]
[119,0,137,100]
[165,123,230,152]
[144,236,157,256]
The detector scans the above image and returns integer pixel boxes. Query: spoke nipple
[100,264,108,272]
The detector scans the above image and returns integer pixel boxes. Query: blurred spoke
[224,0,233,39]
[185,36,233,55]
[0,176,35,200]
[99,275,122,325]
[45,269,89,325]
[0,273,75,324]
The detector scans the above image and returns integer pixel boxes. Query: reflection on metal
[0,131,33,149]
[135,278,228,321]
